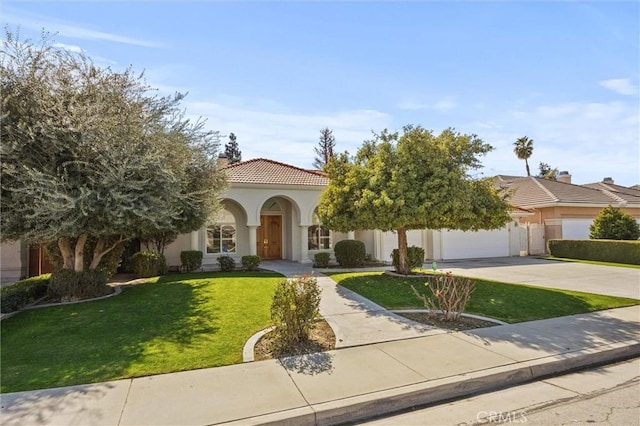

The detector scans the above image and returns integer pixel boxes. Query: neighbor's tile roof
[223,158,329,186]
[494,175,632,207]
[581,182,640,204]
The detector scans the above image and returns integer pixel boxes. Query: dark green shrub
[217,255,236,272]
[0,274,50,313]
[48,269,110,301]
[241,255,261,271]
[180,250,203,272]
[391,246,425,273]
[314,252,331,268]
[44,237,125,279]
[548,239,640,265]
[131,251,167,278]
[590,206,640,240]
[271,275,321,345]
[333,240,366,267]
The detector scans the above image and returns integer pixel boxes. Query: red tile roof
[222,158,329,186]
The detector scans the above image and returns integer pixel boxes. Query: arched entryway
[257,197,286,260]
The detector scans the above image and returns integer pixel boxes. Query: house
[0,157,544,283]
[495,173,640,254]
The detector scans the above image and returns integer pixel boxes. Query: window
[207,210,236,254]
[308,211,331,250]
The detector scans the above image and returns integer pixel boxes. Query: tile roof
[222,158,329,186]
[581,182,640,204]
[494,175,636,207]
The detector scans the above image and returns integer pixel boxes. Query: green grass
[1,271,283,393]
[329,272,639,324]
[542,256,640,269]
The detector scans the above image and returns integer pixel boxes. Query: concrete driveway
[431,257,640,300]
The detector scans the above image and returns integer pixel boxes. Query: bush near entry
[548,239,640,265]
[333,240,366,267]
[132,251,168,278]
[589,206,640,240]
[313,252,331,268]
[391,246,425,273]
[180,250,203,272]
[241,255,261,271]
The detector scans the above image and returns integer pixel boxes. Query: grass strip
[328,271,639,324]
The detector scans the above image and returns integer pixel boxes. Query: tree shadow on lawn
[1,279,220,393]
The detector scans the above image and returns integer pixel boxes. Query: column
[190,230,199,251]
[347,231,355,240]
[248,226,258,256]
[299,225,312,264]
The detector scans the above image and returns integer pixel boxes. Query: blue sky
[3,1,639,186]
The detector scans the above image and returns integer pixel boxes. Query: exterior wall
[0,241,27,285]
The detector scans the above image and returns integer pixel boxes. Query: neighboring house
[495,173,640,254]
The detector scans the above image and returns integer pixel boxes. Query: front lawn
[329,272,639,323]
[1,272,282,393]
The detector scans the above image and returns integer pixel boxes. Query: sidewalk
[2,261,639,425]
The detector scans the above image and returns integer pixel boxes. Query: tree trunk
[74,234,88,272]
[397,227,410,275]
[89,236,123,270]
[525,159,531,177]
[58,237,74,269]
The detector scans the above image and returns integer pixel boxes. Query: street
[361,358,639,425]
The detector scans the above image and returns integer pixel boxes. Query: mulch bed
[395,312,499,331]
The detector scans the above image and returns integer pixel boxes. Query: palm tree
[513,136,534,176]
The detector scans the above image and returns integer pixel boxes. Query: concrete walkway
[2,259,639,425]
[261,260,444,348]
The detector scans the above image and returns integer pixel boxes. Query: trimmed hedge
[217,255,236,271]
[241,255,261,271]
[180,250,203,272]
[391,246,426,272]
[48,269,110,301]
[1,274,51,313]
[333,240,366,267]
[314,252,331,268]
[548,239,640,265]
[131,251,168,278]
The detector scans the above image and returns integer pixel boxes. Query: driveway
[431,257,640,300]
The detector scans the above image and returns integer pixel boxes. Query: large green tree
[513,136,534,176]
[1,31,226,274]
[317,125,511,274]
[589,206,640,240]
[224,132,242,164]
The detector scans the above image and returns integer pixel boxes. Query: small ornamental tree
[318,125,511,275]
[589,206,640,240]
[224,132,242,164]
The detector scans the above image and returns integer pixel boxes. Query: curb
[224,339,640,425]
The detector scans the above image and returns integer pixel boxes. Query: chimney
[217,152,229,168]
[602,177,614,184]
[557,170,571,184]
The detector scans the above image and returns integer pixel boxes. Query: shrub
[548,239,640,265]
[241,255,261,271]
[412,272,476,321]
[180,250,203,272]
[313,252,331,268]
[391,246,425,273]
[217,255,236,272]
[590,206,640,240]
[48,269,110,301]
[271,275,322,345]
[333,240,366,267]
[0,274,50,313]
[131,251,167,278]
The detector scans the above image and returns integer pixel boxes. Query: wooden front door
[257,215,282,259]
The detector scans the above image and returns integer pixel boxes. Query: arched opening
[308,209,331,251]
[206,209,237,254]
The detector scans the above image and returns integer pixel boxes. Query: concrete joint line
[116,379,134,426]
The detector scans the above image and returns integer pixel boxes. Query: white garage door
[441,228,509,260]
[562,219,593,240]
